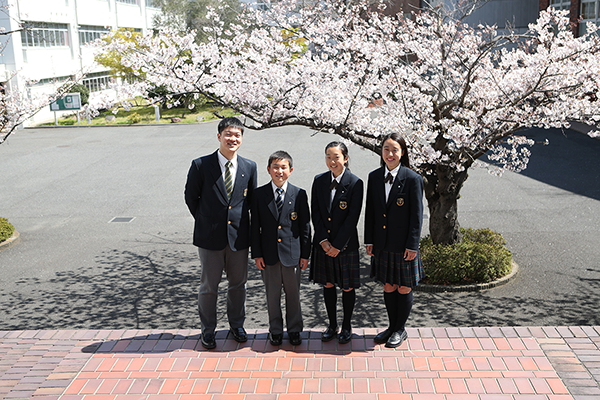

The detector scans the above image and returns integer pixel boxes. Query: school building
[0,0,160,125]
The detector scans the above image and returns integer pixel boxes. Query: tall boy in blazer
[251,151,311,346]
[185,117,257,349]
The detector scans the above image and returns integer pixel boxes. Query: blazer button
[327,230,330,233]
[328,217,331,221]
[278,226,282,229]
[229,206,232,209]
[278,238,282,242]
[383,225,386,229]
[383,213,386,218]
[228,221,231,225]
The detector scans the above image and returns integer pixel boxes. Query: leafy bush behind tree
[0,217,15,243]
[420,228,512,285]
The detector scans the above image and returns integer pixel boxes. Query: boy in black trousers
[251,151,311,346]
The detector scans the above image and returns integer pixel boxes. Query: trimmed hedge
[420,228,512,285]
[0,217,15,243]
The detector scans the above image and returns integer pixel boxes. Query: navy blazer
[251,182,311,267]
[184,150,257,251]
[311,170,363,252]
[364,165,423,252]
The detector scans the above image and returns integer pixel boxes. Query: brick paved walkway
[1,327,599,400]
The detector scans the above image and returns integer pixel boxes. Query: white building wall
[0,0,161,126]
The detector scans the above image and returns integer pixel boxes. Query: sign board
[50,93,82,111]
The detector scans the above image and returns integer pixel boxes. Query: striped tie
[275,188,283,215]
[224,161,233,200]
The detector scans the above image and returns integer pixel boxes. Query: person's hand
[366,245,374,257]
[320,240,332,253]
[404,249,417,261]
[255,257,265,270]
[326,247,340,257]
[300,258,309,270]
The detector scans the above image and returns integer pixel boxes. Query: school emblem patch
[243,188,248,197]
[290,212,298,221]
[339,201,348,210]
[397,198,405,207]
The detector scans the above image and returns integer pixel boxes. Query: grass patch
[38,100,236,126]
[419,227,513,285]
[0,217,15,243]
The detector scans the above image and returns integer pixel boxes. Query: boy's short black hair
[268,150,293,169]
[218,117,245,135]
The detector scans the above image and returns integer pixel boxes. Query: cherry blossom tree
[95,0,600,245]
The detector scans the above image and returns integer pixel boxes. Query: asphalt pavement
[0,122,599,332]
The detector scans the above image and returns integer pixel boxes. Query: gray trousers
[197,246,248,335]
[261,262,303,335]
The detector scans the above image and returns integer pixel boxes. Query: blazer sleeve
[250,189,262,259]
[331,178,364,251]
[364,173,375,245]
[298,189,312,259]
[184,159,203,217]
[311,178,328,244]
[406,174,424,251]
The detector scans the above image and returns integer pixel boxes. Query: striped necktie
[275,188,284,215]
[224,161,233,200]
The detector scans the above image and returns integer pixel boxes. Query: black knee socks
[395,291,413,332]
[383,291,398,331]
[342,290,355,331]
[323,286,337,328]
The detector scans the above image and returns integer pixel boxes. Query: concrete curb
[415,260,519,293]
[0,230,20,252]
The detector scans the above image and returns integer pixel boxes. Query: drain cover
[109,217,135,223]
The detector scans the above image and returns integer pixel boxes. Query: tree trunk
[423,164,469,245]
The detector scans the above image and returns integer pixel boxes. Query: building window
[79,25,110,45]
[83,72,112,93]
[581,0,598,35]
[116,0,138,4]
[145,0,159,7]
[21,22,69,48]
[550,0,571,11]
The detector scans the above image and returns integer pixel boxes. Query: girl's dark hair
[380,133,411,169]
[325,141,350,169]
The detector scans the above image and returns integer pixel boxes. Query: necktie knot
[385,172,394,184]
[330,180,339,191]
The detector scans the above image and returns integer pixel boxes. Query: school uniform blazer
[184,150,257,251]
[364,165,423,252]
[251,183,311,267]
[311,170,363,252]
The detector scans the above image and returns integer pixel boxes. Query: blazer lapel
[209,151,228,204]
[333,170,352,205]
[231,156,250,201]
[267,189,278,220]
[320,174,332,215]
[374,167,387,211]
[280,185,297,221]
[387,166,407,209]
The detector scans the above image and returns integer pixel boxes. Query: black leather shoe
[321,326,338,342]
[229,327,248,343]
[338,328,352,344]
[269,333,283,346]
[201,333,216,349]
[385,330,408,348]
[288,332,302,346]
[374,328,393,344]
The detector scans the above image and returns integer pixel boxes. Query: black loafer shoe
[288,332,302,346]
[269,333,283,346]
[229,327,248,343]
[338,328,352,344]
[322,326,338,342]
[201,333,216,349]
[385,330,408,348]
[374,328,393,344]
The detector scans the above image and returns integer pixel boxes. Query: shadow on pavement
[2,237,599,330]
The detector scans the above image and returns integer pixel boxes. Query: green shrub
[128,112,142,124]
[420,228,512,285]
[0,217,15,243]
[70,83,90,105]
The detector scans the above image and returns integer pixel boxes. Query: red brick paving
[0,327,599,399]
